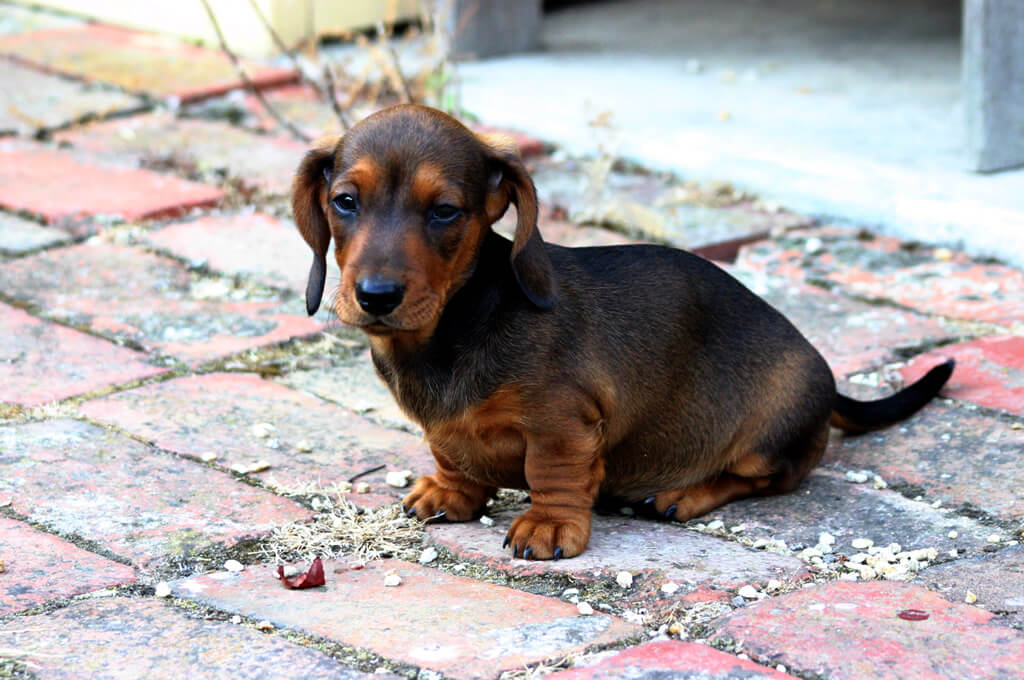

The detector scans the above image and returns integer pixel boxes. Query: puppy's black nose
[355,277,405,317]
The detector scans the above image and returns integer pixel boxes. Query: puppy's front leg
[403,447,495,521]
[505,426,605,560]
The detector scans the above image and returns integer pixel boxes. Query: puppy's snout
[355,277,405,317]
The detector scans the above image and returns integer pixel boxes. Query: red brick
[736,227,1024,326]
[0,302,166,407]
[0,518,136,615]
[0,597,378,679]
[428,511,805,595]
[170,558,640,679]
[824,403,1024,522]
[917,545,1024,628]
[79,373,433,506]
[547,640,795,680]
[708,580,1024,680]
[0,140,224,225]
[0,23,297,101]
[0,419,312,567]
[0,242,321,364]
[144,213,319,294]
[55,112,306,196]
[901,336,1024,416]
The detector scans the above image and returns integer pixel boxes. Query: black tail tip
[919,358,955,390]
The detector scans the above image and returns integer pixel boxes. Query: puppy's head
[292,104,555,341]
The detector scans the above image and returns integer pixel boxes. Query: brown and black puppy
[292,104,953,560]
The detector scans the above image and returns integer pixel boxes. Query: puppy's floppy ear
[476,133,557,310]
[292,134,341,316]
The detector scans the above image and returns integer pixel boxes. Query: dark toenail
[423,509,446,525]
[523,547,533,560]
[644,496,656,505]
[407,507,417,517]
[554,547,563,560]
[664,504,677,519]
[502,535,510,549]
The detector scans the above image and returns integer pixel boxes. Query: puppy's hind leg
[402,447,495,522]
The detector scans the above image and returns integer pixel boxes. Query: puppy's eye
[332,193,358,215]
[428,204,461,225]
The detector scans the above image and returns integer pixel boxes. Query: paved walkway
[1,7,1023,680]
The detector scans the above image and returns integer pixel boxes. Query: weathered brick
[0,140,224,226]
[708,580,1024,679]
[55,112,306,196]
[0,23,296,101]
[0,518,136,615]
[699,468,997,559]
[0,419,312,567]
[547,640,795,680]
[0,242,321,364]
[824,403,1024,522]
[0,597,380,678]
[171,558,640,679]
[0,212,70,254]
[144,212,327,294]
[917,545,1024,628]
[736,227,1024,326]
[428,510,806,596]
[79,373,433,505]
[901,335,1024,416]
[0,302,166,406]
[0,60,145,136]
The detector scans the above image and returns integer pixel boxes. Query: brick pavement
[1,7,1023,679]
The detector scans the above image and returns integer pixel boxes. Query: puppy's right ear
[292,135,341,316]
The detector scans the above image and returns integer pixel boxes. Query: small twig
[247,0,324,96]
[348,464,387,483]
[200,0,311,143]
[321,62,352,131]
[376,21,414,104]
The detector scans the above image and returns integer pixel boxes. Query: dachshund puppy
[292,104,953,560]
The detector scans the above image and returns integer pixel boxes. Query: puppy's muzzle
[355,276,406,317]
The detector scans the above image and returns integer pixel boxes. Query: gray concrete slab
[456,0,1024,267]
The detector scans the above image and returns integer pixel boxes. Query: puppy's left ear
[477,133,557,310]
[292,135,342,316]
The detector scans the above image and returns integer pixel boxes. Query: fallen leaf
[278,557,326,589]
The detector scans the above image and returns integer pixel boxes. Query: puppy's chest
[424,388,530,489]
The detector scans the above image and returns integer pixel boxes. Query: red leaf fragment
[897,609,929,621]
[278,557,326,589]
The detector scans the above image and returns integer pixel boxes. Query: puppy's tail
[830,359,955,434]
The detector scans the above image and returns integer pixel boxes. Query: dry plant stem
[376,21,414,104]
[322,62,352,131]
[200,0,312,143]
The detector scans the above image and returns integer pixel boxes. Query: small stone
[230,615,241,624]
[247,460,272,473]
[418,547,438,564]
[776,665,788,674]
[223,560,244,573]
[383,572,402,587]
[154,582,171,598]
[198,451,218,462]
[751,538,768,549]
[804,236,824,254]
[705,520,725,531]
[818,532,836,546]
[765,579,782,592]
[965,590,978,604]
[355,482,370,493]
[577,602,594,616]
[948,530,959,539]
[1011,423,1023,430]
[479,515,495,527]
[933,247,954,261]
[616,571,633,588]
[844,470,870,483]
[851,538,874,550]
[872,475,888,490]
[280,565,300,578]
[730,524,746,534]
[295,439,313,452]
[562,587,580,597]
[731,596,747,607]
[668,622,684,636]
[250,422,276,438]
[256,620,274,631]
[738,585,760,599]
[385,470,413,488]
[660,582,680,595]
[931,499,942,508]
[987,533,1002,543]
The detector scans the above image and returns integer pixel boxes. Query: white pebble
[844,470,870,483]
[383,573,402,587]
[256,620,274,631]
[965,590,978,604]
[354,482,370,493]
[154,582,171,598]
[577,602,594,615]
[766,579,782,592]
[616,571,633,588]
[479,515,495,527]
[738,585,760,599]
[198,452,218,463]
[872,475,888,490]
[280,565,300,578]
[730,524,746,534]
[851,538,874,550]
[224,560,244,573]
[987,534,1002,543]
[706,520,725,531]
[295,440,313,452]
[776,665,788,673]
[418,547,438,564]
[818,532,836,546]
[804,237,824,254]
[661,582,680,595]
[562,588,580,598]
[230,615,241,624]
[250,422,276,438]
[947,530,959,539]
[385,470,413,488]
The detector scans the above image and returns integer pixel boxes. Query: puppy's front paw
[401,474,489,522]
[504,507,591,560]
